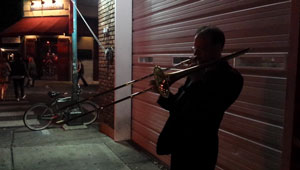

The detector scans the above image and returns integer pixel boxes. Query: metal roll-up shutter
[132,1,290,169]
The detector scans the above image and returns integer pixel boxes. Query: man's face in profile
[193,35,221,64]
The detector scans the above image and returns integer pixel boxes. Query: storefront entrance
[25,37,70,81]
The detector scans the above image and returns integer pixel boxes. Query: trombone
[154,48,250,98]
[56,55,197,113]
[60,48,249,124]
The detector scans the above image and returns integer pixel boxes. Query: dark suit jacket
[156,61,243,169]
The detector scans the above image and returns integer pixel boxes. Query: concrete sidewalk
[0,125,166,170]
[0,80,168,170]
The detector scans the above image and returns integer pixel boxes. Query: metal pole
[70,0,105,51]
[71,0,78,101]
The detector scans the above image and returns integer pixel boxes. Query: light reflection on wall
[24,0,69,17]
[31,0,64,11]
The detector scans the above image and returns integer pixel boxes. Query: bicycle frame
[23,88,99,130]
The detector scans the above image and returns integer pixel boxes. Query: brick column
[98,0,115,137]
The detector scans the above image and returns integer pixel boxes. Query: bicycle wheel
[78,101,98,125]
[23,103,54,131]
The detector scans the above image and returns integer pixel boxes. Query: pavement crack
[10,130,15,170]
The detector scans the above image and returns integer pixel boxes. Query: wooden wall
[132,0,291,169]
[282,0,300,169]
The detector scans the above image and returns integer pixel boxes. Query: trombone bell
[153,66,170,98]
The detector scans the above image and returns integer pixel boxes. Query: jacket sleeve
[23,63,29,77]
[157,77,192,111]
[157,93,176,111]
[179,69,244,121]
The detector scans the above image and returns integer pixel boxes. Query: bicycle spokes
[23,104,53,131]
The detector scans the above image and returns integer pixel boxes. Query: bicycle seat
[48,91,61,98]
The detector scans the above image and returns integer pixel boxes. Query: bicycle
[23,86,99,131]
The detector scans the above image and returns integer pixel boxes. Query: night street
[1,0,299,169]
[0,80,166,170]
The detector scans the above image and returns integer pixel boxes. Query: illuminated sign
[1,37,21,44]
[31,0,64,11]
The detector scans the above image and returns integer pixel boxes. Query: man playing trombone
[153,26,244,170]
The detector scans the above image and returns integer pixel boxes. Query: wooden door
[25,38,36,59]
[57,38,70,81]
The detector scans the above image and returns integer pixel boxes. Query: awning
[0,16,70,36]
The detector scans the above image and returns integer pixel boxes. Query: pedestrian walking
[10,52,28,102]
[0,54,11,100]
[77,59,88,86]
[26,56,38,87]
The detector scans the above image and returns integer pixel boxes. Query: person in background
[0,54,11,100]
[26,56,37,87]
[77,59,88,87]
[153,26,244,170]
[10,52,28,102]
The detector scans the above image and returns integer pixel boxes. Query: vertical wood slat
[281,0,300,169]
[132,0,290,169]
